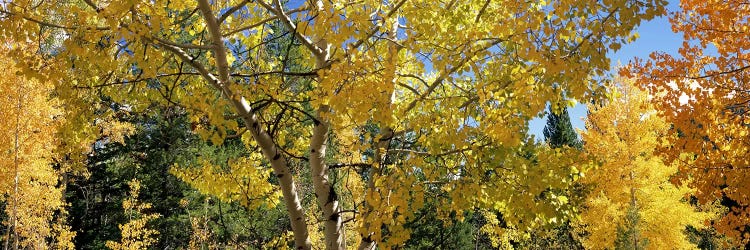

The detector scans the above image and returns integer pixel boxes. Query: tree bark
[257,2,347,246]
[310,107,346,249]
[233,97,311,249]
[193,1,312,248]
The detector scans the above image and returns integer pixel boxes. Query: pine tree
[543,105,582,149]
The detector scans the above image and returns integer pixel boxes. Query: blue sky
[527,0,683,140]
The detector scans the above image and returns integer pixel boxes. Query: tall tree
[0,0,666,248]
[578,78,709,250]
[0,44,74,249]
[624,0,750,243]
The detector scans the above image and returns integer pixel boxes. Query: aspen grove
[0,0,748,249]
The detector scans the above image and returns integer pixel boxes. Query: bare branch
[329,163,371,169]
[231,70,318,78]
[156,41,221,87]
[402,40,501,113]
[388,142,490,157]
[81,0,102,12]
[397,82,421,97]
[347,0,408,52]
[474,0,490,23]
[397,73,430,88]
[668,65,750,80]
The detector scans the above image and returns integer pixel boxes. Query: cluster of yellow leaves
[106,179,160,250]
[623,0,750,243]
[0,44,74,249]
[96,114,136,145]
[479,209,527,248]
[170,151,280,210]
[358,167,422,247]
[578,78,710,249]
[304,0,664,242]
[263,231,293,250]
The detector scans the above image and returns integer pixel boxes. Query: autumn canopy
[0,0,748,249]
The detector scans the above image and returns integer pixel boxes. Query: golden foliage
[170,152,281,210]
[0,0,667,247]
[106,179,161,250]
[578,78,710,249]
[623,0,750,243]
[0,44,75,249]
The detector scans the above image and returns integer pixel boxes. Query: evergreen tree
[522,104,585,249]
[66,105,289,249]
[543,105,582,149]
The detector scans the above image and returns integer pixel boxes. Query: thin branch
[172,8,200,26]
[222,7,309,37]
[0,9,109,30]
[257,0,326,60]
[81,0,102,12]
[402,39,501,113]
[219,0,250,23]
[669,65,750,80]
[474,0,490,23]
[272,99,320,124]
[446,0,458,9]
[397,82,421,96]
[397,73,430,88]
[347,0,408,52]
[231,70,318,78]
[563,8,618,59]
[156,41,221,87]
[329,163,371,169]
[154,37,215,50]
[74,72,200,89]
[387,142,490,157]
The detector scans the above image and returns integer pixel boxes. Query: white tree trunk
[195,1,312,248]
[310,107,347,249]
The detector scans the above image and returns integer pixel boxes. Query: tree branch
[402,39,501,114]
[218,0,250,23]
[197,0,232,84]
[0,9,109,30]
[221,7,310,37]
[154,37,215,50]
[347,0,407,53]
[257,0,326,61]
[669,65,750,80]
